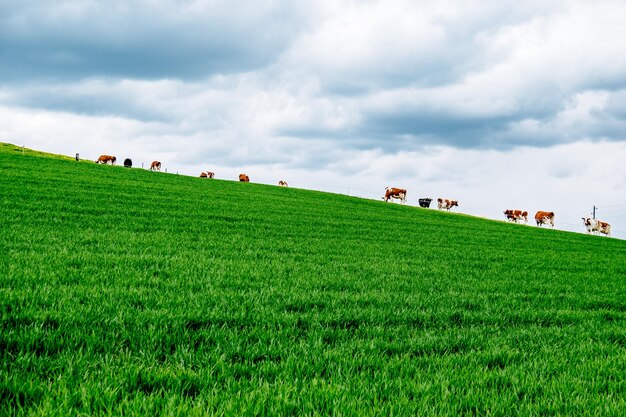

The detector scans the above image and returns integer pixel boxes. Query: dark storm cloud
[377,102,626,149]
[279,84,626,153]
[603,90,626,120]
[6,83,171,122]
[281,113,518,152]
[0,38,270,81]
[0,0,305,82]
[362,114,514,150]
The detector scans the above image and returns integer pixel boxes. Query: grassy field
[1,143,625,416]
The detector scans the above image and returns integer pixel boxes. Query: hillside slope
[1,143,625,416]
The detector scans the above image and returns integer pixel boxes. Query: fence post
[75,153,79,161]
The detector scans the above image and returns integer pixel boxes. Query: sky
[1,0,626,239]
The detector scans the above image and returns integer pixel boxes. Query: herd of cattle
[95,154,286,186]
[95,155,612,237]
[382,187,611,236]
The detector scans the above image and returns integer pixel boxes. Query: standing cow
[239,174,250,182]
[96,155,116,164]
[150,161,161,171]
[504,209,528,224]
[582,218,611,236]
[418,198,433,208]
[597,221,611,237]
[383,187,407,204]
[535,211,555,227]
[438,198,458,211]
[278,180,288,187]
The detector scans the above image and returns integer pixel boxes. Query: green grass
[0,143,76,161]
[1,142,625,416]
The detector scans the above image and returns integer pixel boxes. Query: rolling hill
[1,143,625,416]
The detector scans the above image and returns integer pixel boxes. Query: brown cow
[96,155,116,164]
[239,174,250,182]
[597,220,611,236]
[199,172,208,178]
[535,211,555,227]
[504,209,528,224]
[278,180,288,187]
[150,161,161,171]
[383,187,407,204]
[522,210,528,223]
[438,198,458,211]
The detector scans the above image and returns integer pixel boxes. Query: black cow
[418,198,432,208]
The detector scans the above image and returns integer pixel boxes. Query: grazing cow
[418,198,433,208]
[383,187,407,204]
[96,155,116,164]
[535,211,555,227]
[582,218,611,236]
[438,198,458,211]
[199,172,208,178]
[123,158,132,168]
[278,180,288,187]
[150,161,161,171]
[504,209,528,224]
[239,174,250,182]
[206,172,215,179]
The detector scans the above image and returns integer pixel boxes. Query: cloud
[280,0,564,93]
[4,0,626,152]
[0,0,309,81]
[273,0,626,149]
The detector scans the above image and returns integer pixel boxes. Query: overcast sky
[2,0,626,239]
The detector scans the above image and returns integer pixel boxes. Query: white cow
[582,218,611,236]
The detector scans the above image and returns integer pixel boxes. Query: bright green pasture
[1,143,625,416]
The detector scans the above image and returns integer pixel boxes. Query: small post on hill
[592,206,597,219]
[75,153,79,161]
